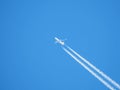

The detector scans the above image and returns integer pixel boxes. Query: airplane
[54,37,65,45]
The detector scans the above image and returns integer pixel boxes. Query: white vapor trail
[62,47,115,90]
[66,46,120,90]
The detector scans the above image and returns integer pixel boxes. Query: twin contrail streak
[54,37,120,89]
[62,47,115,90]
[65,45,120,90]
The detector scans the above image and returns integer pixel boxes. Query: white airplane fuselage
[55,37,64,45]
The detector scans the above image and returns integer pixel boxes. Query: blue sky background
[0,0,120,90]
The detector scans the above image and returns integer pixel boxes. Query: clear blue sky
[0,0,120,90]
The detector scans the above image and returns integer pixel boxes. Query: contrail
[65,45,120,90]
[62,47,115,90]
